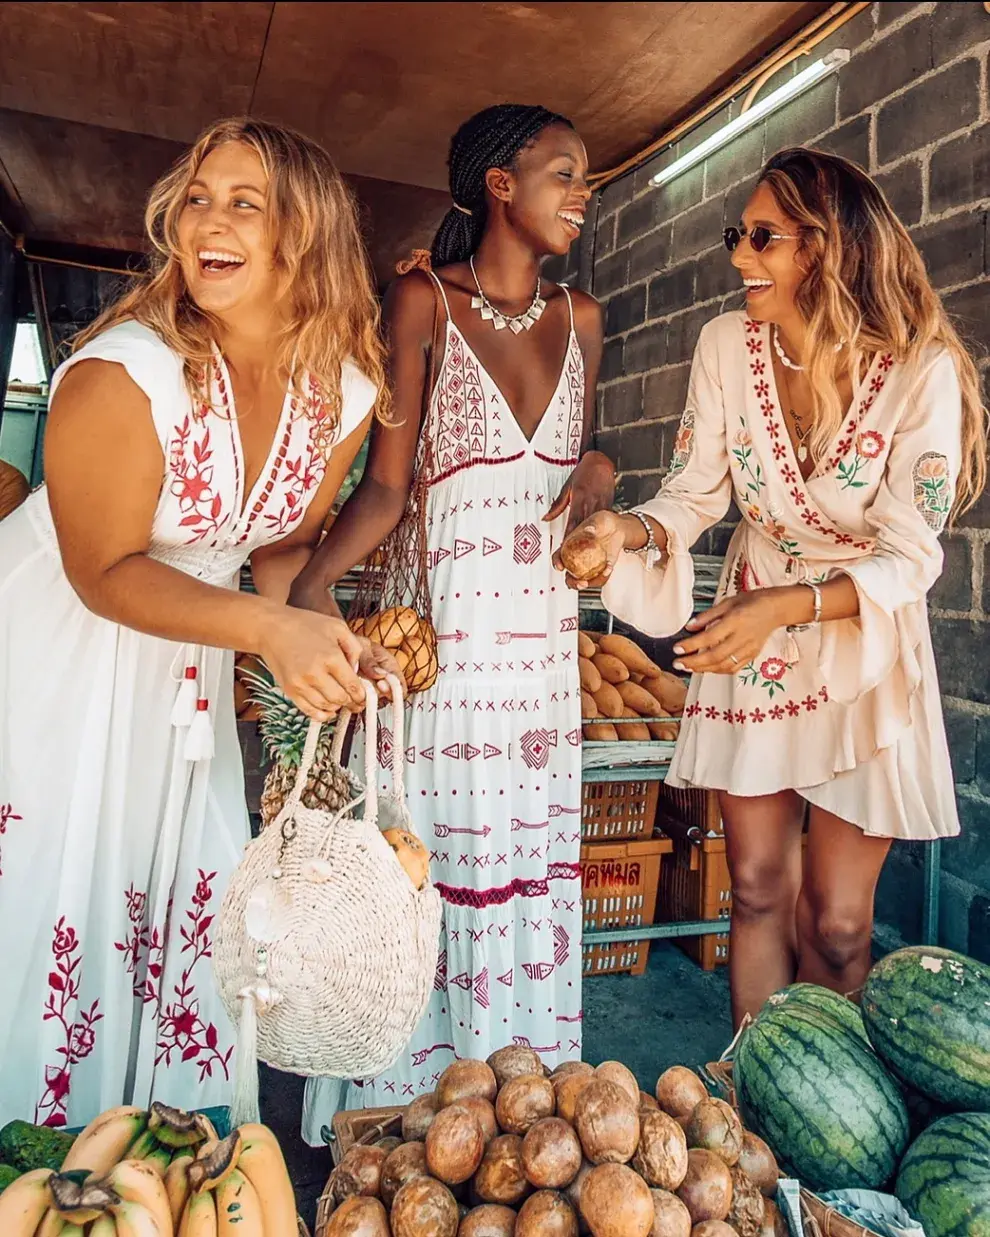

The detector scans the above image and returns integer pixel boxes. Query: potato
[617,681,666,718]
[592,653,629,685]
[579,657,603,694]
[584,723,618,742]
[599,634,660,677]
[581,690,599,719]
[592,682,623,719]
[578,632,597,659]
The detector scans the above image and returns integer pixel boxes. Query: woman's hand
[358,637,403,698]
[545,451,616,539]
[552,509,629,590]
[671,588,794,674]
[258,608,367,721]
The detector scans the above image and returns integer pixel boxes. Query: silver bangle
[789,581,822,630]
[623,509,662,570]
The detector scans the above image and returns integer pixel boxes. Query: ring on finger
[729,653,739,665]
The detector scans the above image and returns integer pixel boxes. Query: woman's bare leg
[720,789,806,1027]
[796,804,892,995]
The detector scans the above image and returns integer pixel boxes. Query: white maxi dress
[0,320,375,1127]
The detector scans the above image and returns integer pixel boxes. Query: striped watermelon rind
[862,946,990,1112]
[895,1112,990,1237]
[763,982,872,1046]
[736,1003,910,1191]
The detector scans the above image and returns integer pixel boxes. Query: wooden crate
[581,777,662,841]
[580,835,673,976]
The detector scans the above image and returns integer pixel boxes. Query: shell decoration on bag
[213,674,443,1126]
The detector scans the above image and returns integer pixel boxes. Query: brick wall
[549,2,990,957]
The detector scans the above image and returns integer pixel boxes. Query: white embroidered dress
[603,311,960,841]
[303,277,585,1141]
[0,321,375,1127]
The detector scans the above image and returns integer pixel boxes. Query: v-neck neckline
[444,319,576,448]
[212,349,297,525]
[763,323,881,485]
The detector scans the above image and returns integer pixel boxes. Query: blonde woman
[560,147,986,1026]
[0,118,393,1124]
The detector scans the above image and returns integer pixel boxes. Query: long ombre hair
[761,147,986,519]
[76,117,390,431]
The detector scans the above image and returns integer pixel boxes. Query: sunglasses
[723,225,799,254]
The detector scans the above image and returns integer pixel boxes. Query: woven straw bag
[214,675,442,1125]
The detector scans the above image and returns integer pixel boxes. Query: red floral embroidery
[35,918,103,1127]
[686,702,702,718]
[155,870,233,1083]
[169,418,224,543]
[114,886,166,1004]
[0,802,22,877]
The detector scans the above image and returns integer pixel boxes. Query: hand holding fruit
[357,637,402,698]
[553,510,627,590]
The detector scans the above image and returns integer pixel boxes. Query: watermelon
[896,1112,990,1237]
[735,1002,910,1191]
[862,946,990,1112]
[762,982,871,1046]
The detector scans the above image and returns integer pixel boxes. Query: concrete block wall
[547,2,990,957]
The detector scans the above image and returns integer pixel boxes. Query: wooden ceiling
[0,1,828,285]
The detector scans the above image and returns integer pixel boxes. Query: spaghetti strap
[560,284,575,333]
[427,271,452,322]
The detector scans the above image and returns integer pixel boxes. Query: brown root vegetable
[591,681,624,719]
[521,1117,583,1188]
[676,1150,733,1225]
[580,657,603,694]
[437,1059,498,1108]
[617,681,666,718]
[458,1097,498,1145]
[552,1060,595,1081]
[640,1091,661,1112]
[633,1110,689,1191]
[641,672,688,716]
[592,653,629,686]
[494,1073,555,1135]
[655,1068,708,1120]
[334,1145,387,1202]
[381,1142,429,1209]
[560,531,608,582]
[472,1133,531,1206]
[391,1177,460,1237]
[599,634,660,678]
[691,1223,737,1237]
[325,1196,390,1235]
[616,709,652,741]
[760,1197,789,1237]
[574,1078,640,1165]
[555,1070,595,1124]
[650,1189,693,1237]
[594,1061,640,1106]
[727,1166,766,1237]
[581,690,600,719]
[584,723,619,742]
[563,1158,594,1220]
[578,632,597,660]
[516,1189,580,1237]
[403,1091,440,1141]
[737,1132,779,1197]
[683,1099,742,1167]
[426,1105,486,1185]
[580,1163,655,1237]
[457,1204,517,1237]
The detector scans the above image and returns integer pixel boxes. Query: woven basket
[214,675,442,1124]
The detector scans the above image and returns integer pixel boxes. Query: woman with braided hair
[293,104,612,1134]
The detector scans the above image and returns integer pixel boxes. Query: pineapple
[241,668,357,827]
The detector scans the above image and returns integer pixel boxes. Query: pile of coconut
[320,1047,784,1237]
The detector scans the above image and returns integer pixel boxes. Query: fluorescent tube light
[650,49,851,187]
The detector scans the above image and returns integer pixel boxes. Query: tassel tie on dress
[169,648,215,762]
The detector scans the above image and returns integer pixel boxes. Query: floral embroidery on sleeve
[912,451,952,531]
[732,425,765,500]
[662,409,695,485]
[837,430,886,490]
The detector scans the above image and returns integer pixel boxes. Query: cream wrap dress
[603,310,961,841]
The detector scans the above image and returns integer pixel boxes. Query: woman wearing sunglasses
[558,146,986,1025]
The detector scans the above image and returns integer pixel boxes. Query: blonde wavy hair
[761,146,986,519]
[76,116,390,431]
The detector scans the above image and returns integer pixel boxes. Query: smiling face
[730,180,805,327]
[176,140,280,321]
[494,123,591,257]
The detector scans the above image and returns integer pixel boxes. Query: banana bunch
[0,1104,297,1237]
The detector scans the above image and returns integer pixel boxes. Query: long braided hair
[430,104,574,268]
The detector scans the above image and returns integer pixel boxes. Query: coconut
[683,1100,742,1166]
[727,1166,765,1237]
[516,1190,580,1237]
[760,1197,788,1237]
[640,1091,661,1113]
[452,1098,495,1147]
[376,1136,402,1156]
[555,1071,595,1124]
[334,1145,387,1202]
[391,1178,460,1237]
[325,1196,390,1235]
[472,1133,531,1206]
[632,1110,689,1190]
[691,1223,737,1237]
[487,1045,544,1089]
[553,1061,595,1082]
[403,1091,440,1141]
[676,1150,733,1224]
[494,1073,555,1135]
[655,1068,708,1120]
[649,1190,693,1237]
[573,1078,640,1165]
[521,1117,583,1188]
[457,1204,517,1237]
[381,1142,430,1209]
[594,1061,640,1106]
[563,1159,594,1226]
[426,1105,486,1185]
[437,1059,498,1108]
[579,1163,655,1237]
[737,1132,779,1197]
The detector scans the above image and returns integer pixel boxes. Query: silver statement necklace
[470,255,545,333]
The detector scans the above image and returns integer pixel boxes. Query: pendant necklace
[778,356,812,464]
[470,255,546,333]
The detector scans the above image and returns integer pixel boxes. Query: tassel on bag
[171,664,199,728]
[184,698,215,761]
[230,981,281,1127]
